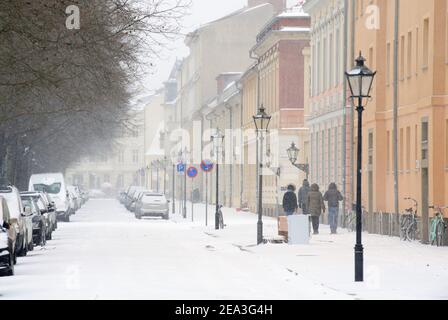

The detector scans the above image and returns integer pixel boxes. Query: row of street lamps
[149,53,375,283]
[250,53,375,282]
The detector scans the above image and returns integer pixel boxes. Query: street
[1,198,447,300]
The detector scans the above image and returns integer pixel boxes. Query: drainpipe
[250,49,261,214]
[236,81,244,209]
[350,0,356,213]
[225,102,233,208]
[342,0,349,215]
[393,0,400,224]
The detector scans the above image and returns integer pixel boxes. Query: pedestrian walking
[282,184,298,216]
[298,179,310,215]
[307,184,325,234]
[323,183,344,234]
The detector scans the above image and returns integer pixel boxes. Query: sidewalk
[170,200,448,300]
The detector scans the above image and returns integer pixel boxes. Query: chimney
[247,0,286,13]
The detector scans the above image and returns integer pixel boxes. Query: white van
[29,173,71,222]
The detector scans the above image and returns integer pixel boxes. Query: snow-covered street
[1,198,447,300]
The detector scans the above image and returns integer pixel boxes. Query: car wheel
[28,237,34,252]
[5,251,14,276]
[40,228,46,246]
[135,214,142,220]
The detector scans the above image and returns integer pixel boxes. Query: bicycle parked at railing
[429,205,447,247]
[400,197,419,241]
[345,204,366,232]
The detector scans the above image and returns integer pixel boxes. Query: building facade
[304,0,352,216]
[352,0,448,242]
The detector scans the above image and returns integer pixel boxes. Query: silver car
[135,193,169,220]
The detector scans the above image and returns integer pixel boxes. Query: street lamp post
[253,105,271,245]
[345,52,376,282]
[163,156,168,195]
[182,147,189,219]
[211,129,225,230]
[287,142,309,180]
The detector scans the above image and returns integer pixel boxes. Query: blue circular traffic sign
[200,160,214,173]
[187,166,198,178]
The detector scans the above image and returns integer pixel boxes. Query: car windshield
[142,194,166,202]
[33,183,61,194]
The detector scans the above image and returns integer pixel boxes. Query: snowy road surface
[1,199,448,300]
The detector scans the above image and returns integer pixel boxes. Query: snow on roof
[278,8,309,18]
[279,26,311,32]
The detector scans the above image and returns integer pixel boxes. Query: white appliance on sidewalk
[287,215,310,245]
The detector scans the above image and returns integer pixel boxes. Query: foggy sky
[142,0,300,93]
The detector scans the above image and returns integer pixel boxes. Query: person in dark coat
[323,183,344,234]
[298,179,310,215]
[282,184,298,216]
[307,183,325,234]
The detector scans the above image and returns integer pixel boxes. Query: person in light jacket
[282,184,298,216]
[307,184,325,234]
[323,183,344,234]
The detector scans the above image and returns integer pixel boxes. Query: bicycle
[429,205,447,247]
[400,197,419,241]
[345,204,366,232]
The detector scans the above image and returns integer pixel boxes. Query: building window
[446,120,448,167]
[399,128,404,171]
[400,35,405,80]
[386,43,391,86]
[322,130,325,185]
[335,29,340,86]
[406,127,411,171]
[415,27,419,75]
[329,33,334,89]
[118,150,124,163]
[132,150,139,164]
[407,32,413,78]
[328,128,331,182]
[423,18,429,68]
[386,130,390,173]
[334,126,338,182]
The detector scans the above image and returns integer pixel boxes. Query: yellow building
[353,0,448,242]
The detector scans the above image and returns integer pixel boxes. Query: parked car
[29,173,71,222]
[21,197,46,247]
[0,185,33,256]
[0,196,16,276]
[134,192,169,220]
[21,191,54,241]
[129,189,149,213]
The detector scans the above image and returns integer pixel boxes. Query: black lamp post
[287,142,309,180]
[211,128,224,230]
[162,156,168,195]
[345,52,376,282]
[253,105,271,245]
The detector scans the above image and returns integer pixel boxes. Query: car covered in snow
[0,196,15,276]
[0,185,33,257]
[134,192,169,220]
[20,191,56,237]
[21,197,47,247]
[29,173,71,222]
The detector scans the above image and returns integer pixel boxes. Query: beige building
[352,0,448,242]
[168,1,285,205]
[303,0,352,214]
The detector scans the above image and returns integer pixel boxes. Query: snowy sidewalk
[171,200,448,300]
